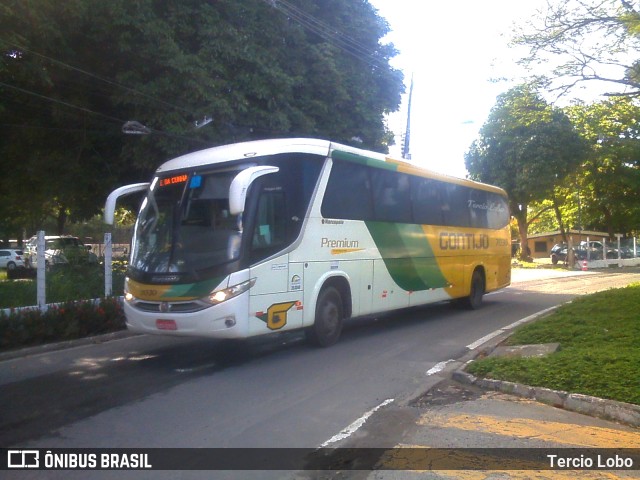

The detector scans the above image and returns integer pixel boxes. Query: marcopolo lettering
[439,232,489,250]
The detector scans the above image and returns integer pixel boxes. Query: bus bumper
[123,292,250,339]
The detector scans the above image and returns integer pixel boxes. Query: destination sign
[159,174,188,187]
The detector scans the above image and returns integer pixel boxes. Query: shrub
[0,264,126,309]
[0,297,126,352]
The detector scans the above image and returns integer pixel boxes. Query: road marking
[320,398,394,448]
[174,362,218,374]
[426,360,454,376]
[502,305,560,330]
[466,330,503,351]
[466,306,560,350]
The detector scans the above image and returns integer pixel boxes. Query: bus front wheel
[306,286,344,347]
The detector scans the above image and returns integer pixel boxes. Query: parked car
[0,249,25,270]
[550,243,588,264]
[24,235,98,268]
[579,241,616,259]
[619,246,636,259]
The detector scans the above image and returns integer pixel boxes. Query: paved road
[2,267,639,479]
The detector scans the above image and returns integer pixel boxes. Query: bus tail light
[206,278,256,305]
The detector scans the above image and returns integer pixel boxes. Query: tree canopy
[465,85,590,258]
[503,1,640,242]
[0,0,404,239]
[564,96,640,236]
[512,0,640,99]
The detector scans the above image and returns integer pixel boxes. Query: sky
[369,0,549,178]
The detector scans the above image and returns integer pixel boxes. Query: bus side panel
[343,259,374,317]
[294,217,376,324]
[410,255,470,306]
[249,253,304,335]
[423,225,511,298]
[489,253,512,291]
[301,259,374,327]
[372,259,410,312]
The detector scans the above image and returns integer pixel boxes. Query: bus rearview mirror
[229,166,279,215]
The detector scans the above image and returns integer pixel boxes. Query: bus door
[247,182,304,336]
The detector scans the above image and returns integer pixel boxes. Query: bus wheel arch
[453,265,487,310]
[306,276,351,347]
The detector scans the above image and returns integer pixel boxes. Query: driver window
[252,190,286,252]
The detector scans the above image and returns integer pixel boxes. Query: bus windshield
[130,170,242,276]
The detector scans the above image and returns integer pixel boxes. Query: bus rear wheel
[306,286,344,347]
[464,270,485,310]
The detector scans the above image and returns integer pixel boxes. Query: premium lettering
[321,237,359,249]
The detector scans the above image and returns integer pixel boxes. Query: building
[526,230,609,259]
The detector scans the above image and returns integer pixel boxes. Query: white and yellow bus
[105,138,510,347]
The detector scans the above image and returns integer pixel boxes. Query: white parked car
[0,249,25,270]
[24,236,98,268]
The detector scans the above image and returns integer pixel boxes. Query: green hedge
[0,264,126,309]
[0,297,126,352]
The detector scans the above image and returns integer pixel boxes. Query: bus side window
[443,183,470,227]
[411,178,446,225]
[371,169,412,223]
[252,190,286,251]
[468,190,489,228]
[321,161,373,221]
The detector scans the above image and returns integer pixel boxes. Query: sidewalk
[356,296,640,479]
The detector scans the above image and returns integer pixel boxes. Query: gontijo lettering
[439,232,489,250]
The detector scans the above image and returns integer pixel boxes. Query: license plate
[156,319,177,331]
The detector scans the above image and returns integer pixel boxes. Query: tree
[0,0,404,238]
[465,85,590,260]
[565,96,640,236]
[512,0,640,99]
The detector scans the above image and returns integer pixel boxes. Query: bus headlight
[206,278,256,305]
[124,278,134,302]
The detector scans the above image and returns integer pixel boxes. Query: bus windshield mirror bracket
[229,165,279,215]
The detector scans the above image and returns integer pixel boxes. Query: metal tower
[401,75,414,160]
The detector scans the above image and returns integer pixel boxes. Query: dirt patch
[411,379,484,408]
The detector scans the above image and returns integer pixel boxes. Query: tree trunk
[55,207,68,235]
[511,202,530,261]
[551,193,568,244]
[602,206,614,239]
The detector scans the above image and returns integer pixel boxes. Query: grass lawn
[466,283,640,406]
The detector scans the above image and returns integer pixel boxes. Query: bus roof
[156,138,507,197]
[156,138,334,173]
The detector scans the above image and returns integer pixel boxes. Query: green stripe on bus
[365,222,449,291]
[160,276,225,299]
[331,150,397,171]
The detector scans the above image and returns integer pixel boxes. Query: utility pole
[401,74,414,160]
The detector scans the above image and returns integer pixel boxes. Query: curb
[452,369,640,428]
[0,330,136,362]
[451,307,640,428]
